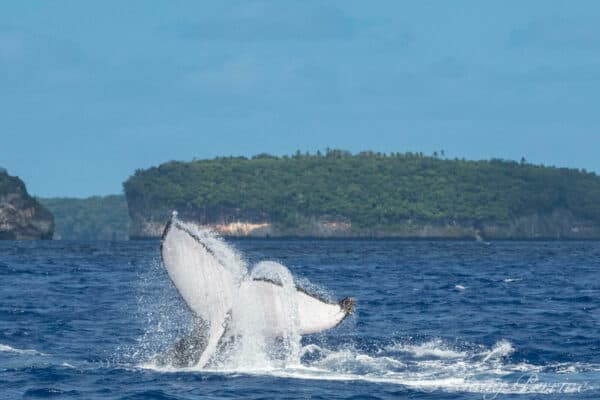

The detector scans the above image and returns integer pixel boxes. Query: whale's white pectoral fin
[197,314,227,367]
[244,279,355,335]
[161,215,236,321]
[161,213,238,366]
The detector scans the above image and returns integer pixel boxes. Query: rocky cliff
[0,171,54,240]
[128,208,600,240]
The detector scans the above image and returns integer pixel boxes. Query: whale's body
[160,213,355,367]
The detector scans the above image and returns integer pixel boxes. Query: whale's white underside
[160,214,353,367]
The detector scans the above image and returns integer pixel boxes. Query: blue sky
[1,1,599,197]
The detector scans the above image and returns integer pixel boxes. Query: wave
[139,338,598,394]
[0,343,45,355]
[384,338,467,359]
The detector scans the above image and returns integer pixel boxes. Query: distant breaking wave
[0,344,44,355]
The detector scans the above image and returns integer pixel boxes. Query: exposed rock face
[127,205,273,239]
[128,208,600,240]
[129,215,273,239]
[213,221,272,236]
[0,171,54,240]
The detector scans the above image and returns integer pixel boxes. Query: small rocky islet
[0,169,54,240]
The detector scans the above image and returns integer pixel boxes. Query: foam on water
[140,337,597,394]
[385,338,467,359]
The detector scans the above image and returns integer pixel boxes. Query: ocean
[1,239,599,399]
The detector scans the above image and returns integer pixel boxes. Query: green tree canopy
[123,151,600,233]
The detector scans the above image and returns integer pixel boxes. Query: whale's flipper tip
[161,211,178,242]
[340,297,356,315]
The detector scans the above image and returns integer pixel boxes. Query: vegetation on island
[124,150,600,237]
[39,195,129,240]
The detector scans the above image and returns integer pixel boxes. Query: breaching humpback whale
[159,212,355,367]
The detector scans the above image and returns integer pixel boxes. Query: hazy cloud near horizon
[1,1,599,197]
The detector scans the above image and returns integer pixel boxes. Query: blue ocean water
[1,239,599,399]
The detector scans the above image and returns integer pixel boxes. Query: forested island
[124,151,600,240]
[39,196,129,240]
[0,169,54,240]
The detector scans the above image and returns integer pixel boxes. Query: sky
[1,1,599,197]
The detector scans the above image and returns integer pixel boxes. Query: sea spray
[128,257,191,365]
[174,218,249,283]
[250,261,301,367]
[218,261,302,370]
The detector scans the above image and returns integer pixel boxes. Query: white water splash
[231,261,301,369]
[207,260,303,370]
[385,338,466,359]
[182,222,249,283]
[142,337,597,394]
[481,339,514,362]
